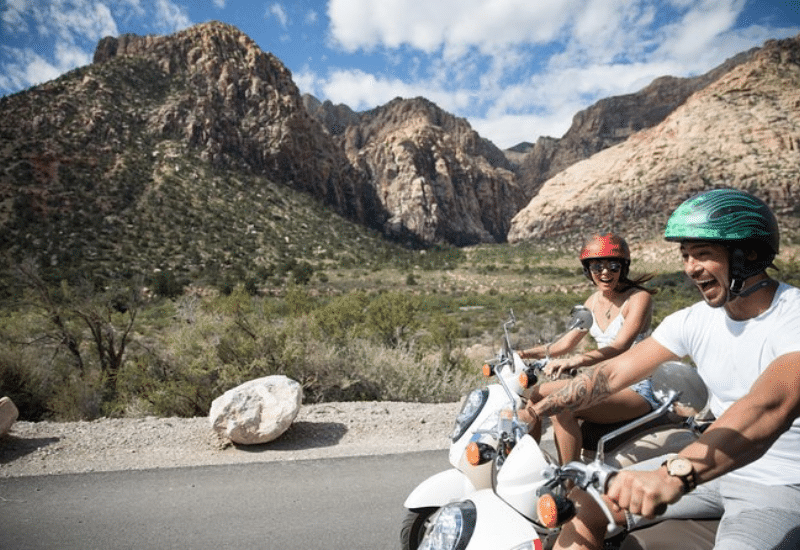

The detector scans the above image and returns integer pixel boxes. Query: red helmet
[580,233,631,281]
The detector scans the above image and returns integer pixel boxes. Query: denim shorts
[629,378,660,410]
[626,457,800,549]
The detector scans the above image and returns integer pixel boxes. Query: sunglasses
[588,260,622,274]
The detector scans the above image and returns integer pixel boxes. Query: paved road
[0,450,449,550]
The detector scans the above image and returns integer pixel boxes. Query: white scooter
[401,307,593,550]
[415,360,710,550]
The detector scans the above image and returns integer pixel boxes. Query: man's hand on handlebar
[606,468,685,519]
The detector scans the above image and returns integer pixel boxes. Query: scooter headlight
[419,501,476,550]
[450,389,488,442]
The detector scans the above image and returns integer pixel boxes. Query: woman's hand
[544,356,581,378]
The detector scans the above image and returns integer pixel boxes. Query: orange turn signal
[519,367,539,388]
[537,494,558,528]
[466,441,495,466]
[466,442,481,466]
[482,363,493,377]
[537,492,576,529]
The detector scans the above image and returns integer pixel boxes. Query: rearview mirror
[651,361,708,417]
[567,305,593,332]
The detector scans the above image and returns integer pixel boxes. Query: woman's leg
[523,378,573,442]
[553,389,653,464]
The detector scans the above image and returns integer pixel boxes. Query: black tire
[400,507,438,550]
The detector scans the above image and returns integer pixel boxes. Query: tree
[366,291,421,348]
[14,261,142,412]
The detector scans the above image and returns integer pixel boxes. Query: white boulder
[209,375,302,445]
[0,396,19,437]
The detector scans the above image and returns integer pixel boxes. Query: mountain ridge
[1,21,798,286]
[508,35,800,246]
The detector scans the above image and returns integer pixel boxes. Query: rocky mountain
[302,94,360,137]
[0,21,395,283]
[304,94,520,244]
[508,35,800,247]
[0,20,798,284]
[88,23,378,225]
[516,49,757,201]
[338,97,522,245]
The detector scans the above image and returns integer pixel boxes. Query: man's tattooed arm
[534,364,614,417]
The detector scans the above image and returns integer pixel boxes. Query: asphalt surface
[0,450,449,550]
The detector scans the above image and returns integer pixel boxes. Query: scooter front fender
[404,468,478,510]
[461,489,543,549]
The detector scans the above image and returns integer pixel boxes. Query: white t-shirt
[652,282,800,485]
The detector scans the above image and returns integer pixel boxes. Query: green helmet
[665,189,779,252]
[664,188,779,295]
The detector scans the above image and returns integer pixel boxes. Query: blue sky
[1,1,799,148]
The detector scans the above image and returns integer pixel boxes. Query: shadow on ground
[0,435,60,464]
[231,421,347,452]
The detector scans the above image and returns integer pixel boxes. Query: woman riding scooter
[519,233,659,464]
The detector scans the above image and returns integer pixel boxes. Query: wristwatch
[662,456,697,493]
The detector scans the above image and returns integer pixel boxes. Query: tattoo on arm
[537,365,614,417]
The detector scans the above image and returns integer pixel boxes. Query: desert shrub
[365,291,422,347]
[0,345,53,421]
[284,284,316,316]
[151,270,184,299]
[312,291,369,343]
[774,256,800,287]
[292,261,314,285]
[299,338,477,403]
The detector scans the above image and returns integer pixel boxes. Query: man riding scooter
[526,189,800,550]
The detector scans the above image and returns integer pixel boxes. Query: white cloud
[2,0,30,32]
[0,48,62,93]
[328,0,580,54]
[0,0,195,94]
[153,0,192,32]
[48,1,118,40]
[321,68,422,109]
[268,3,289,29]
[54,41,92,69]
[653,0,744,60]
[472,112,573,149]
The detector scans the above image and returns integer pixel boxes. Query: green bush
[365,291,421,347]
[9,244,796,421]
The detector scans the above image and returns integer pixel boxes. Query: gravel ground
[0,401,464,478]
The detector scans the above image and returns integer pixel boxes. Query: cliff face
[338,97,523,245]
[515,50,756,202]
[90,22,379,225]
[508,35,800,247]
[303,94,521,245]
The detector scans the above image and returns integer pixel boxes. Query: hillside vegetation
[5,234,798,422]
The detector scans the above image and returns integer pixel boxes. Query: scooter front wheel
[400,507,438,550]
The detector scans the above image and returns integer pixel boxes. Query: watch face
[668,457,693,477]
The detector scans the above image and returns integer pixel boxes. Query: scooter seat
[619,519,719,550]
[580,413,683,454]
